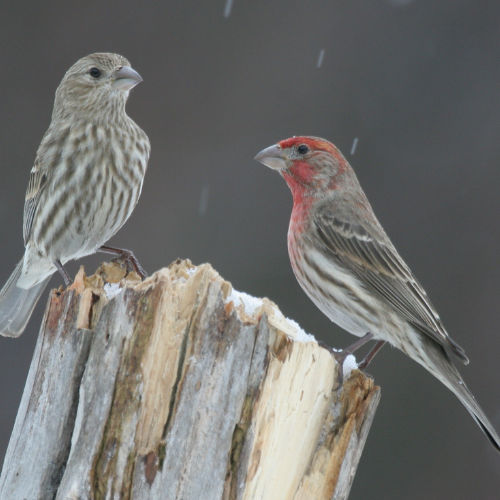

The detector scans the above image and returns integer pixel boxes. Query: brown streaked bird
[0,53,150,337]
[255,135,500,451]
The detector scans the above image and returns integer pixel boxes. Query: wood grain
[0,259,380,500]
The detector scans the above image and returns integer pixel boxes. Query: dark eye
[297,144,309,155]
[89,67,102,78]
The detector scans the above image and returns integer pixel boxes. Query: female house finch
[0,53,150,337]
[255,136,500,451]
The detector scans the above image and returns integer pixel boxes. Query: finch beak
[254,144,287,171]
[112,66,143,90]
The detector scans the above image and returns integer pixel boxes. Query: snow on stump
[0,259,380,500]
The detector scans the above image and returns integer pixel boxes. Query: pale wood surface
[0,259,380,500]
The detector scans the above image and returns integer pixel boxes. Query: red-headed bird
[255,136,499,451]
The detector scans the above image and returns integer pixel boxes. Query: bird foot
[319,333,380,385]
[98,246,147,279]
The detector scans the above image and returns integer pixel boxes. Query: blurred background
[0,0,499,498]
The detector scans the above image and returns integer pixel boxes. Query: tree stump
[0,259,380,500]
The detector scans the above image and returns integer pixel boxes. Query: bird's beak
[112,66,143,90]
[254,144,287,171]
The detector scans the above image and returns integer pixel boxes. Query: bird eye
[89,67,102,78]
[297,144,309,155]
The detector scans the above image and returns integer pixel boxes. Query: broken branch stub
[0,259,380,500]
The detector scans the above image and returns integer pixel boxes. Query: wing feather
[313,209,469,364]
[22,126,71,244]
[23,160,48,244]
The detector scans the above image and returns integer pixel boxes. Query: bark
[0,259,380,500]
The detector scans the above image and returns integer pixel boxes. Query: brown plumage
[0,53,150,337]
[255,135,500,451]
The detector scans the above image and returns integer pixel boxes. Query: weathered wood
[0,259,380,500]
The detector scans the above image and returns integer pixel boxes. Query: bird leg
[54,259,71,287]
[319,332,374,364]
[319,332,377,385]
[98,246,147,279]
[342,332,375,356]
[358,340,386,370]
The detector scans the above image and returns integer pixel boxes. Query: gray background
[0,0,499,498]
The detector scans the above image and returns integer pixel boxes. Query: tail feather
[0,260,50,338]
[424,339,500,451]
[451,371,500,452]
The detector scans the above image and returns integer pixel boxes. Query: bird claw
[98,246,147,280]
[319,333,381,386]
[118,250,147,279]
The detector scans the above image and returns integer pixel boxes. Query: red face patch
[278,136,348,213]
[281,161,317,211]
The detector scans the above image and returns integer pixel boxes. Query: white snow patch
[226,287,317,344]
[186,266,197,276]
[269,306,317,343]
[226,288,263,316]
[283,317,316,343]
[342,354,358,379]
[104,282,123,299]
[171,265,198,285]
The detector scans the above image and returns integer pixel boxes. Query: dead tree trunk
[0,259,380,500]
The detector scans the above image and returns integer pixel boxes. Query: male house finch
[0,53,150,337]
[255,136,500,451]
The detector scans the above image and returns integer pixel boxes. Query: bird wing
[23,157,49,244]
[313,206,469,364]
[23,125,72,245]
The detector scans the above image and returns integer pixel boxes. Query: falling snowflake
[350,137,359,155]
[223,0,234,17]
[316,49,325,69]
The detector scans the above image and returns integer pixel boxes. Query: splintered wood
[0,259,380,500]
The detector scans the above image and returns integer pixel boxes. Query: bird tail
[0,260,50,338]
[424,340,500,451]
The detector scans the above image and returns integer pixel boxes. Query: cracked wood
[0,259,380,500]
